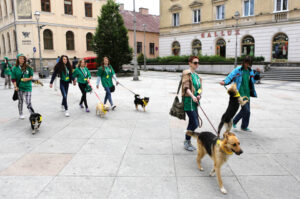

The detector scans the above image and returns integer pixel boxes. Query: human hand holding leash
[220,81,225,86]
[49,84,53,88]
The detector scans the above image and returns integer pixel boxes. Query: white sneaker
[61,105,65,112]
[65,111,70,117]
[19,114,25,120]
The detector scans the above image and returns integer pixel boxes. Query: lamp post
[143,24,146,70]
[133,0,139,81]
[234,11,240,68]
[34,11,43,75]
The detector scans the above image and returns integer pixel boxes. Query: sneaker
[184,140,196,151]
[65,111,70,117]
[80,104,84,109]
[241,128,252,132]
[112,106,116,111]
[19,114,25,120]
[233,123,236,129]
[86,108,90,113]
[61,105,65,112]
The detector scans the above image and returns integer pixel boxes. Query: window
[86,32,93,51]
[11,0,14,12]
[173,13,180,27]
[43,29,53,50]
[4,0,8,16]
[193,9,201,23]
[2,35,6,53]
[242,36,255,56]
[275,0,288,12]
[64,0,73,15]
[149,43,155,55]
[137,42,142,54]
[85,3,92,17]
[172,41,180,56]
[66,31,75,50]
[244,0,254,16]
[272,33,288,60]
[41,0,51,12]
[216,39,226,57]
[192,39,202,56]
[13,30,17,51]
[216,5,225,20]
[7,33,11,53]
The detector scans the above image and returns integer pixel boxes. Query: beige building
[160,0,300,62]
[0,0,107,70]
[119,5,160,59]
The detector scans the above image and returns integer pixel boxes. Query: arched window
[242,35,255,56]
[272,33,288,60]
[86,32,93,51]
[172,41,180,56]
[43,29,53,50]
[2,35,6,53]
[7,32,11,53]
[192,39,202,56]
[4,0,8,16]
[66,31,75,50]
[13,30,17,51]
[216,38,226,57]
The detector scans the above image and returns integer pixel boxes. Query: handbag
[85,84,92,93]
[169,77,185,120]
[110,85,115,93]
[12,70,25,101]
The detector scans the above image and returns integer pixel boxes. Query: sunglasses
[193,62,199,65]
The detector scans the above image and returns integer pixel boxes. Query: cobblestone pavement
[0,71,299,199]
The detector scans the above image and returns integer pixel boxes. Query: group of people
[1,54,119,119]
[181,55,260,151]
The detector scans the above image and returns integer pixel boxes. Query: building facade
[0,0,107,70]
[160,0,300,62]
[120,5,160,59]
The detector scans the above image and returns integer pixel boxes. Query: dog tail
[186,131,201,138]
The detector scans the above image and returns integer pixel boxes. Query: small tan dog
[96,103,110,117]
[187,131,243,194]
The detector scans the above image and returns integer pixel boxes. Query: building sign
[200,29,240,38]
[17,0,32,19]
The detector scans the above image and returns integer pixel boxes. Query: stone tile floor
[0,71,299,199]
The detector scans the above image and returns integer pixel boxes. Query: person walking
[220,56,260,132]
[2,57,12,89]
[96,57,119,110]
[72,56,78,70]
[73,59,91,112]
[182,56,202,151]
[50,55,74,117]
[11,54,35,119]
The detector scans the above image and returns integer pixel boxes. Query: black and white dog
[29,113,42,134]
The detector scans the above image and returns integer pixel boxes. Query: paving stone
[0,153,24,172]
[78,139,128,155]
[126,138,173,155]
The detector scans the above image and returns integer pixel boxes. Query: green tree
[93,0,132,73]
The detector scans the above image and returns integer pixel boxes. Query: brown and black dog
[187,131,243,194]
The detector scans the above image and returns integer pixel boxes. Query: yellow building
[0,0,107,70]
[160,0,300,62]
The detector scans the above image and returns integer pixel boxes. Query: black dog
[217,83,248,136]
[134,94,150,111]
[29,113,42,134]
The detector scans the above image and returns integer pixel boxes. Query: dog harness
[233,92,241,98]
[142,99,148,106]
[217,140,233,155]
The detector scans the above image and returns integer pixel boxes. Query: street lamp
[34,11,43,76]
[133,0,139,81]
[143,24,147,70]
[234,11,240,68]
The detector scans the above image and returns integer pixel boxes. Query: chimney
[139,8,149,15]
[119,3,124,11]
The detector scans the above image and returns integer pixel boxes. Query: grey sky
[116,0,160,15]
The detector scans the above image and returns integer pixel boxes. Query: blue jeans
[60,80,69,110]
[185,110,199,140]
[233,102,250,129]
[104,87,113,106]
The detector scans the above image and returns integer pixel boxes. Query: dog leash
[118,82,136,95]
[87,82,104,104]
[197,104,218,136]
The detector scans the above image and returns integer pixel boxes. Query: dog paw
[220,187,227,194]
[209,172,215,177]
[198,167,204,171]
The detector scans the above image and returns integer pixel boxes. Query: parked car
[84,57,98,70]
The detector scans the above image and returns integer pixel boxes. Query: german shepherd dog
[217,83,249,136]
[134,94,149,111]
[187,131,243,194]
[29,113,42,134]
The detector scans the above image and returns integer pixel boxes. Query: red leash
[87,81,103,104]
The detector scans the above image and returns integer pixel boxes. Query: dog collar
[217,140,233,155]
[142,99,148,106]
[101,104,108,114]
[234,92,241,98]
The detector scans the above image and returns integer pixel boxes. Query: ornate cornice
[189,1,203,9]
[169,4,182,12]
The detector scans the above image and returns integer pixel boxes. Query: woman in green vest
[73,59,91,112]
[2,57,12,89]
[181,56,202,151]
[96,57,119,110]
[11,54,34,119]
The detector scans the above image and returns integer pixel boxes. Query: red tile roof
[120,10,160,33]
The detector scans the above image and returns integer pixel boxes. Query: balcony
[274,12,288,22]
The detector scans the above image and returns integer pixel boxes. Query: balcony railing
[274,12,288,22]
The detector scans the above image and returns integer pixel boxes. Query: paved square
[0,71,299,199]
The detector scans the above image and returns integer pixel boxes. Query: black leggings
[79,83,88,108]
